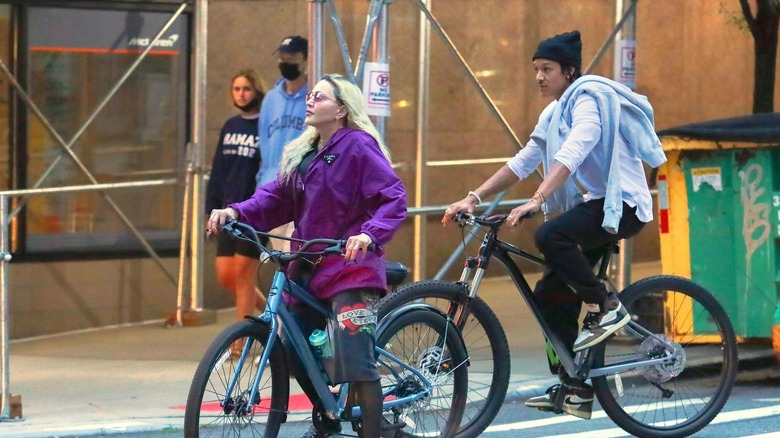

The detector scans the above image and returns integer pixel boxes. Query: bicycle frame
[460,221,677,381]
[228,266,435,421]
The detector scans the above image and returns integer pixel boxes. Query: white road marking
[484,404,780,436]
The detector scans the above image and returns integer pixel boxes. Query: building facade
[0,0,776,337]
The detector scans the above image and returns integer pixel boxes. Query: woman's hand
[207,207,238,236]
[345,232,373,261]
[441,197,479,226]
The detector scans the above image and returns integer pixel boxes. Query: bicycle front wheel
[591,275,738,438]
[184,319,289,437]
[376,307,468,438]
[378,280,510,438]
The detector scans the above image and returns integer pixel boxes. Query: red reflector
[659,208,669,234]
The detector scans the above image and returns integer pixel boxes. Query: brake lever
[221,219,243,237]
[453,211,472,227]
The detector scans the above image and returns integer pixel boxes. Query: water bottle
[308,329,335,382]
[309,329,328,357]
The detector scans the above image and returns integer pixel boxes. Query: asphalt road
[116,375,780,437]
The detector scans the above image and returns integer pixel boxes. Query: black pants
[533,199,645,373]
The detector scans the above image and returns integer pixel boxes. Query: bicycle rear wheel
[376,307,468,438]
[591,275,738,438]
[184,319,289,437]
[378,280,510,438]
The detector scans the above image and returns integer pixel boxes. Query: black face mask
[234,95,261,113]
[279,62,303,80]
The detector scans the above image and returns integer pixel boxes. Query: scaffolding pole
[370,0,390,139]
[414,0,431,281]
[0,196,11,421]
[611,0,639,291]
[309,0,325,84]
[188,0,208,311]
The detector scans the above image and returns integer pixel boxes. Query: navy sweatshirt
[205,114,260,214]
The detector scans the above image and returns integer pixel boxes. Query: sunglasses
[305,91,339,103]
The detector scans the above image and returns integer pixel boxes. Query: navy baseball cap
[277,35,308,56]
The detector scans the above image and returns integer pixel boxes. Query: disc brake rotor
[417,346,448,378]
[639,334,686,383]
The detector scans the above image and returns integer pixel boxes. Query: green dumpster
[656,113,780,346]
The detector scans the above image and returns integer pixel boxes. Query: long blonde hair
[278,73,391,181]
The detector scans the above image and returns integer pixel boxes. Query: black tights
[350,379,382,437]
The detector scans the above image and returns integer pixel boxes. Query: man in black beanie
[443,30,666,420]
[533,30,582,70]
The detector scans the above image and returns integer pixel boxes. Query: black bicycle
[378,211,738,438]
[184,220,469,437]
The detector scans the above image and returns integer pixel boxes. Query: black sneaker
[300,424,341,438]
[304,401,342,438]
[524,381,594,419]
[573,292,630,352]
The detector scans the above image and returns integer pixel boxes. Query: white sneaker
[524,381,594,419]
[573,293,630,352]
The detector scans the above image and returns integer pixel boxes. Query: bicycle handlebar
[454,209,536,228]
[220,219,376,263]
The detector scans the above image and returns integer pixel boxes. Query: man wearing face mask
[256,35,309,252]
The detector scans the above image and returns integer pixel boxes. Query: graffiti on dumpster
[775,193,780,237]
[739,163,770,297]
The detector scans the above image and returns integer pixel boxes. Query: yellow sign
[691,167,722,192]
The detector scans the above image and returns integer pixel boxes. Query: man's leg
[525,201,645,417]
[535,200,645,351]
[534,245,617,371]
[533,270,581,375]
[535,201,616,304]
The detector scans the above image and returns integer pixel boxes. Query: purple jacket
[229,127,407,300]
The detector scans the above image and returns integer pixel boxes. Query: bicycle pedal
[380,420,407,438]
[536,406,563,415]
[398,413,415,429]
[381,421,406,430]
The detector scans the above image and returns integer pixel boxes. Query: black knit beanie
[532,30,582,69]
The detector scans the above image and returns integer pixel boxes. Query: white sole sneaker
[573,303,630,352]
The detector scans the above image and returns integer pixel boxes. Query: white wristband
[467,190,483,205]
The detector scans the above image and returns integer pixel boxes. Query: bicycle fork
[448,256,482,327]
[222,283,283,417]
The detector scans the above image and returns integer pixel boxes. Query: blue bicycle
[184,220,469,437]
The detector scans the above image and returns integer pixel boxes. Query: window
[20,6,188,256]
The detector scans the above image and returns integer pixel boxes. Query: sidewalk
[0,272,554,437]
[1,261,776,437]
